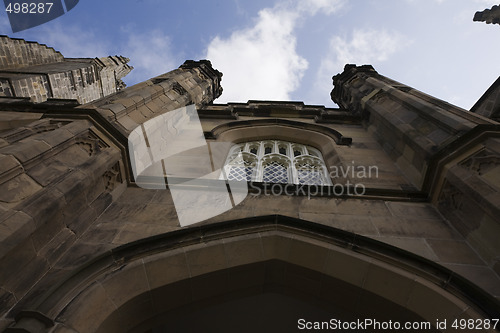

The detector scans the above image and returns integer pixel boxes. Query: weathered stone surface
[299,212,378,236]
[38,227,76,266]
[0,173,42,204]
[370,216,460,239]
[474,4,500,25]
[57,282,117,333]
[2,251,49,300]
[371,236,439,261]
[0,154,22,179]
[99,261,150,308]
[0,139,51,163]
[53,241,112,270]
[386,201,442,220]
[444,264,500,297]
[21,188,66,227]
[0,35,63,70]
[27,158,71,186]
[0,288,15,316]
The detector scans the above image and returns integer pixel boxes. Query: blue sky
[1,0,499,109]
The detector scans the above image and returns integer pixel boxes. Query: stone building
[0,35,499,332]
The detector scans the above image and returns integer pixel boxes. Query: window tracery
[222,140,331,185]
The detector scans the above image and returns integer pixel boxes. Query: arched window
[222,140,331,185]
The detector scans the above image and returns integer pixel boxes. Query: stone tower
[0,36,132,103]
[0,37,499,333]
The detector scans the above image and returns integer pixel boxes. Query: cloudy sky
[1,0,499,109]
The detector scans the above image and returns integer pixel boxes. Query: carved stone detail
[75,140,97,156]
[437,181,464,211]
[75,131,109,156]
[460,149,500,176]
[172,82,187,96]
[103,162,122,191]
[196,68,210,82]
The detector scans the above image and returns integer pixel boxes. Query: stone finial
[180,60,223,99]
[473,5,500,25]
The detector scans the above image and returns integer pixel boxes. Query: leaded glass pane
[263,161,288,183]
[227,165,254,181]
[297,169,323,185]
[296,160,325,185]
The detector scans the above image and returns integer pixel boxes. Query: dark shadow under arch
[102,260,435,333]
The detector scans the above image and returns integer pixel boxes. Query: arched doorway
[30,216,496,333]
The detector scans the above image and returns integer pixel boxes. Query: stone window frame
[222,139,332,185]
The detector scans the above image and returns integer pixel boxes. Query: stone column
[0,60,223,331]
[331,64,495,188]
[332,64,500,285]
[0,117,124,323]
[82,60,223,137]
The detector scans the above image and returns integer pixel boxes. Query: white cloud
[206,0,344,103]
[311,29,409,105]
[122,30,178,85]
[206,8,306,102]
[297,0,346,15]
[329,29,406,66]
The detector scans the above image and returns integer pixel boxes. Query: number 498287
[5,2,53,14]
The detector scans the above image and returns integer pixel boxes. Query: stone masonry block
[56,282,117,333]
[223,234,264,268]
[100,260,150,308]
[0,173,42,204]
[0,140,52,163]
[38,227,77,266]
[0,211,36,257]
[143,248,190,290]
[185,240,228,277]
[27,158,71,187]
[21,187,66,227]
[363,260,416,307]
[32,128,75,148]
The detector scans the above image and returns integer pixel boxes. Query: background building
[0,35,499,332]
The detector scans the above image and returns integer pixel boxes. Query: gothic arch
[13,216,497,332]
